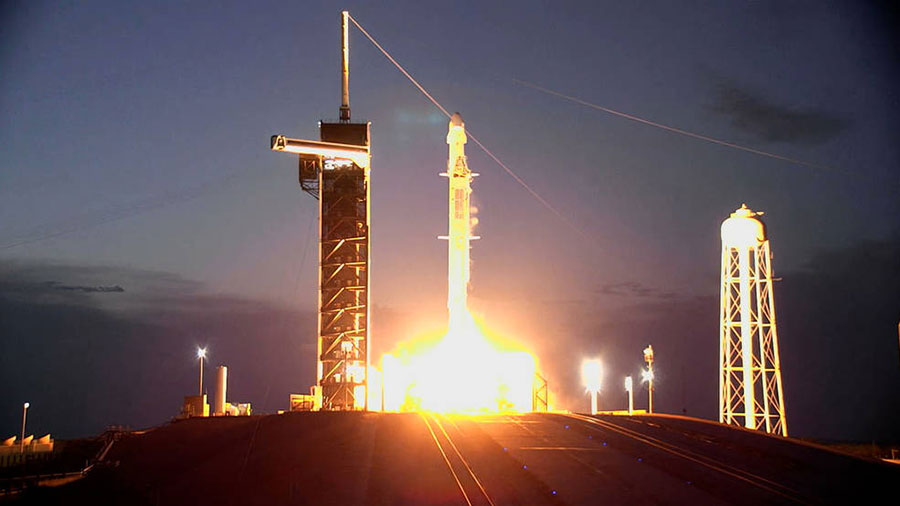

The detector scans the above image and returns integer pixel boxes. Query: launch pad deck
[19,412,898,505]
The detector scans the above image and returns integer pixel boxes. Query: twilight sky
[2,1,898,440]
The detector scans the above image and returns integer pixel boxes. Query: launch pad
[35,412,897,504]
[271,11,541,413]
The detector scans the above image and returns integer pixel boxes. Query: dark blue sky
[2,1,898,440]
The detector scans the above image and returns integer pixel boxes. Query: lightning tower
[441,113,478,328]
[270,11,370,410]
[719,204,787,435]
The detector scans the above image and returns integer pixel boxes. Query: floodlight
[581,359,603,393]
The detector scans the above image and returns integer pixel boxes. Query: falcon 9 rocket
[442,113,477,329]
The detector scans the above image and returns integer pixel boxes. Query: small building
[218,402,251,416]
[182,394,209,418]
[0,434,54,456]
[290,386,323,412]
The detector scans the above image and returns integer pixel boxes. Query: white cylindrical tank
[215,366,227,415]
[721,204,765,248]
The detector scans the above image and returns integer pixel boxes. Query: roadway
[19,411,898,504]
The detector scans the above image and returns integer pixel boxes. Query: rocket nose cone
[450,112,464,126]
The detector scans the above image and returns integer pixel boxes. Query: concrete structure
[214,366,227,416]
[719,204,788,436]
[270,11,370,410]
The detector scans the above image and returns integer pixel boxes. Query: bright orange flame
[379,311,536,413]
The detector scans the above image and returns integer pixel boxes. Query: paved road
[18,412,898,505]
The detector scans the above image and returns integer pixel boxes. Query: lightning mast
[719,204,787,435]
[441,113,478,328]
[270,11,370,410]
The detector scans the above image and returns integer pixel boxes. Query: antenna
[340,10,350,122]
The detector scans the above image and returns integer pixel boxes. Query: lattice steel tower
[719,204,787,435]
[270,11,370,410]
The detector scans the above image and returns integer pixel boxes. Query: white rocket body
[444,113,474,326]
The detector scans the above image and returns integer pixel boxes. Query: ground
[12,412,899,505]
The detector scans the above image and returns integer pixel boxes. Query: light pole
[20,402,29,453]
[197,347,207,395]
[643,345,654,413]
[581,359,603,415]
[625,376,634,415]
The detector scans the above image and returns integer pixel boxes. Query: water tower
[719,204,788,436]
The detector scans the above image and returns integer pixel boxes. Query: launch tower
[719,204,787,435]
[270,11,370,410]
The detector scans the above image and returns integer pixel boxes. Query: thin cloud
[711,81,849,145]
[43,281,125,293]
[597,281,676,299]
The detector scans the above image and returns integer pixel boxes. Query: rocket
[442,113,478,326]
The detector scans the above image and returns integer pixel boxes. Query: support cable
[348,15,592,242]
[348,16,450,118]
